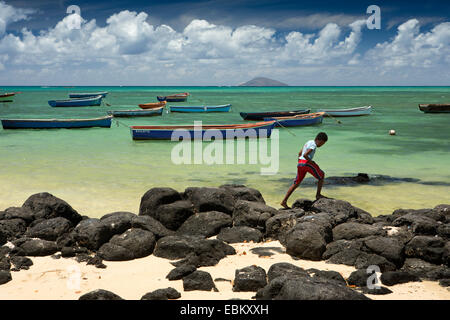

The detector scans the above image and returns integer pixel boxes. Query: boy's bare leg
[316,179,325,199]
[280,183,299,208]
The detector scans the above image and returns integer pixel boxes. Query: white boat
[317,106,372,117]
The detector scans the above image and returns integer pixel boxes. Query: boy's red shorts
[293,160,325,185]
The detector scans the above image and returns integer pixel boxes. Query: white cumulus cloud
[0,2,448,85]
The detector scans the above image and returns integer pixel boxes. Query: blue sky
[0,0,449,85]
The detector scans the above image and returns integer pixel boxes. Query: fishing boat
[316,106,372,117]
[418,104,450,113]
[169,104,231,113]
[48,95,103,107]
[107,107,163,117]
[157,92,190,102]
[69,91,108,98]
[1,116,112,129]
[130,121,276,140]
[264,112,324,127]
[0,92,15,102]
[240,109,311,120]
[138,101,167,109]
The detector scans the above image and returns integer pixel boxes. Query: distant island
[238,77,289,87]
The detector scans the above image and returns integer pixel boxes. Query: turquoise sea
[0,86,449,217]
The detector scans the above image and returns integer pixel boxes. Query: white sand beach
[0,240,448,300]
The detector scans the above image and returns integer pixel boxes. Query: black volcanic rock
[233,200,278,232]
[184,187,235,214]
[380,271,421,286]
[217,226,263,243]
[233,265,267,292]
[0,270,12,285]
[97,228,156,261]
[73,218,112,251]
[284,223,326,261]
[176,211,232,238]
[141,287,181,300]
[219,184,265,203]
[0,219,27,241]
[79,289,124,300]
[99,212,135,235]
[22,192,82,225]
[139,187,182,217]
[183,270,217,292]
[153,235,236,267]
[153,200,195,231]
[404,235,445,264]
[25,217,72,241]
[18,239,58,256]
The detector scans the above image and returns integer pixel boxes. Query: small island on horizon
[238,77,289,87]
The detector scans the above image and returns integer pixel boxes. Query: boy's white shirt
[299,140,317,161]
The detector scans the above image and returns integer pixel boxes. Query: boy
[280,132,328,209]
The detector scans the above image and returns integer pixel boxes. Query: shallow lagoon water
[0,86,449,217]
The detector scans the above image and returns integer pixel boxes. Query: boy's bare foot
[316,194,329,200]
[280,201,290,209]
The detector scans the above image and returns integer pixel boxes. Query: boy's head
[315,132,328,147]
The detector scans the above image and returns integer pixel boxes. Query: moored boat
[1,116,112,129]
[157,92,190,102]
[130,121,276,140]
[169,104,231,113]
[107,107,163,117]
[138,101,167,109]
[316,106,372,117]
[240,109,311,120]
[48,95,103,107]
[418,104,450,113]
[264,112,324,127]
[69,91,108,98]
[0,93,15,102]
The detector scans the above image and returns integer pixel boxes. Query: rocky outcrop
[233,265,267,292]
[141,287,181,300]
[183,270,217,292]
[79,289,124,300]
[0,187,448,300]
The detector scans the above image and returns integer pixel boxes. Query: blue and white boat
[1,116,112,129]
[130,121,276,140]
[69,91,108,98]
[264,112,324,127]
[169,104,231,113]
[107,107,163,117]
[48,95,103,107]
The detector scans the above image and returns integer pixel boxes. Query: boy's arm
[302,149,314,162]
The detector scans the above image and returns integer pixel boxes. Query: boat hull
[419,104,450,113]
[138,101,167,109]
[0,93,15,102]
[69,92,108,98]
[265,113,324,127]
[130,121,275,140]
[170,104,231,113]
[317,106,372,117]
[108,108,163,117]
[1,116,112,129]
[240,109,310,120]
[157,96,188,102]
[48,95,103,107]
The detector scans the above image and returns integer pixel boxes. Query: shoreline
[1,185,449,300]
